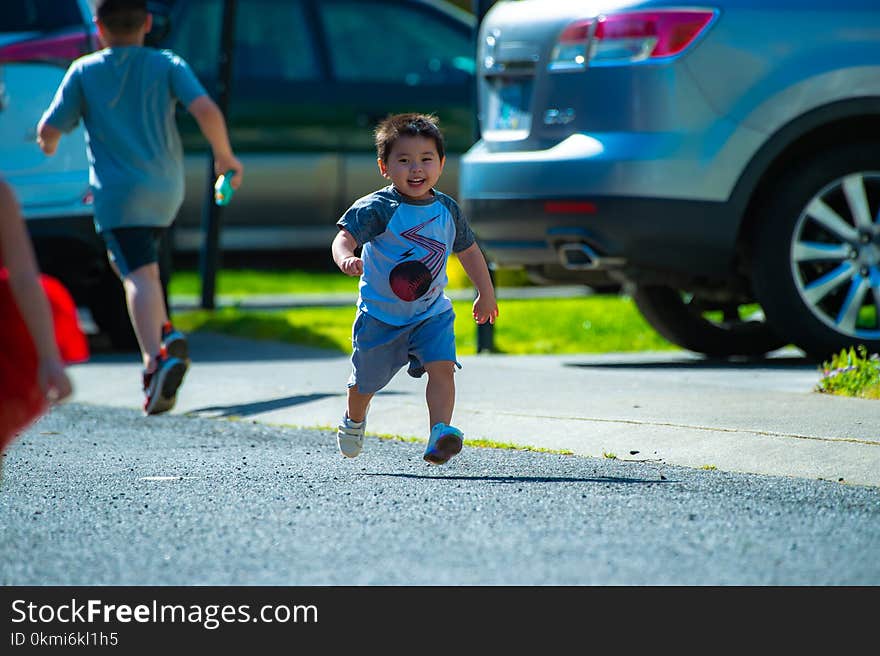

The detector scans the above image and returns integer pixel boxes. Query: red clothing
[0,269,88,451]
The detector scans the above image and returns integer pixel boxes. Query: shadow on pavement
[188,393,341,418]
[187,389,410,418]
[365,473,673,485]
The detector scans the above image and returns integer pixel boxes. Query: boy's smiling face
[378,135,445,201]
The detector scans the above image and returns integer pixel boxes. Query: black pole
[199,0,237,309]
[473,1,496,353]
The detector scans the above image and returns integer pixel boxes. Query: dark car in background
[460,0,880,361]
[149,0,477,254]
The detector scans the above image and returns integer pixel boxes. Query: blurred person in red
[0,178,88,478]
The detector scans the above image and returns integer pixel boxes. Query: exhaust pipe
[558,242,600,270]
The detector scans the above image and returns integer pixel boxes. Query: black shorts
[102,227,165,277]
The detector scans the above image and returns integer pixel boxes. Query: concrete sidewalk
[68,332,880,489]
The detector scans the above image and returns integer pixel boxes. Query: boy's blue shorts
[102,227,165,277]
[348,309,461,394]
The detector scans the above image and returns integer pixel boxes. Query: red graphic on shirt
[389,215,446,302]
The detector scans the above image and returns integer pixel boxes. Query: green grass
[816,345,880,400]
[470,297,676,354]
[168,259,531,297]
[169,268,360,296]
[290,424,575,454]
[173,295,679,356]
[173,306,357,352]
[169,263,674,355]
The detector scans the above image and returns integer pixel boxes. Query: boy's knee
[126,262,160,281]
[423,361,456,377]
[348,384,374,398]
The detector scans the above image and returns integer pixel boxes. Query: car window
[319,1,475,85]
[162,0,222,80]
[2,0,85,32]
[164,0,319,83]
[232,0,318,82]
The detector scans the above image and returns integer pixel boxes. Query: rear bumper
[460,131,740,202]
[462,195,741,285]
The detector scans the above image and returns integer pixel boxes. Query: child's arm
[36,122,63,156]
[0,181,72,402]
[187,95,244,188]
[456,242,499,325]
[332,229,364,276]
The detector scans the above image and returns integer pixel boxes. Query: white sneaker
[337,414,366,458]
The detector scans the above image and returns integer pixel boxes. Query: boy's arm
[0,181,72,401]
[36,121,63,156]
[456,242,499,325]
[37,64,82,157]
[332,229,363,276]
[187,95,244,188]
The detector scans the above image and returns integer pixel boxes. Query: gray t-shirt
[40,46,206,232]
[337,185,476,326]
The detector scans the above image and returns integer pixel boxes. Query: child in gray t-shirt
[37,0,243,415]
[332,113,498,465]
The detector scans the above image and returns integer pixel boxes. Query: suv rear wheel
[752,143,880,361]
[633,285,787,358]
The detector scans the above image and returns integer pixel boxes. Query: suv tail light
[549,9,717,70]
[0,30,97,65]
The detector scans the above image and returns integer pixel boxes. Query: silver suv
[460,0,880,361]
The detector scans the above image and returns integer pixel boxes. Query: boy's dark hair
[95,0,148,34]
[375,113,445,163]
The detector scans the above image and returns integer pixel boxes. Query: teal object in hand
[214,171,236,206]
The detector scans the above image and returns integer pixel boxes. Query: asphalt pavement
[4,329,880,586]
[66,329,880,489]
[4,400,879,586]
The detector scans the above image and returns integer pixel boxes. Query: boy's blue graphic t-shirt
[40,46,206,232]
[337,185,476,326]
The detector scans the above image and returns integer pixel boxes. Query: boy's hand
[214,155,244,189]
[36,121,62,156]
[473,293,499,325]
[340,256,364,277]
[38,358,72,403]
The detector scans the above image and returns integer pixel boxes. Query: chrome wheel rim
[791,172,880,340]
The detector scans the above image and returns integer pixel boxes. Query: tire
[633,284,787,358]
[751,143,880,362]
[88,271,139,352]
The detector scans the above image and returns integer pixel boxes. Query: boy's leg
[338,313,407,458]
[122,262,168,372]
[126,263,186,415]
[103,228,169,370]
[338,385,373,458]
[103,228,187,415]
[423,361,456,428]
[346,385,374,424]
[337,384,374,458]
[409,310,464,464]
[422,361,464,464]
